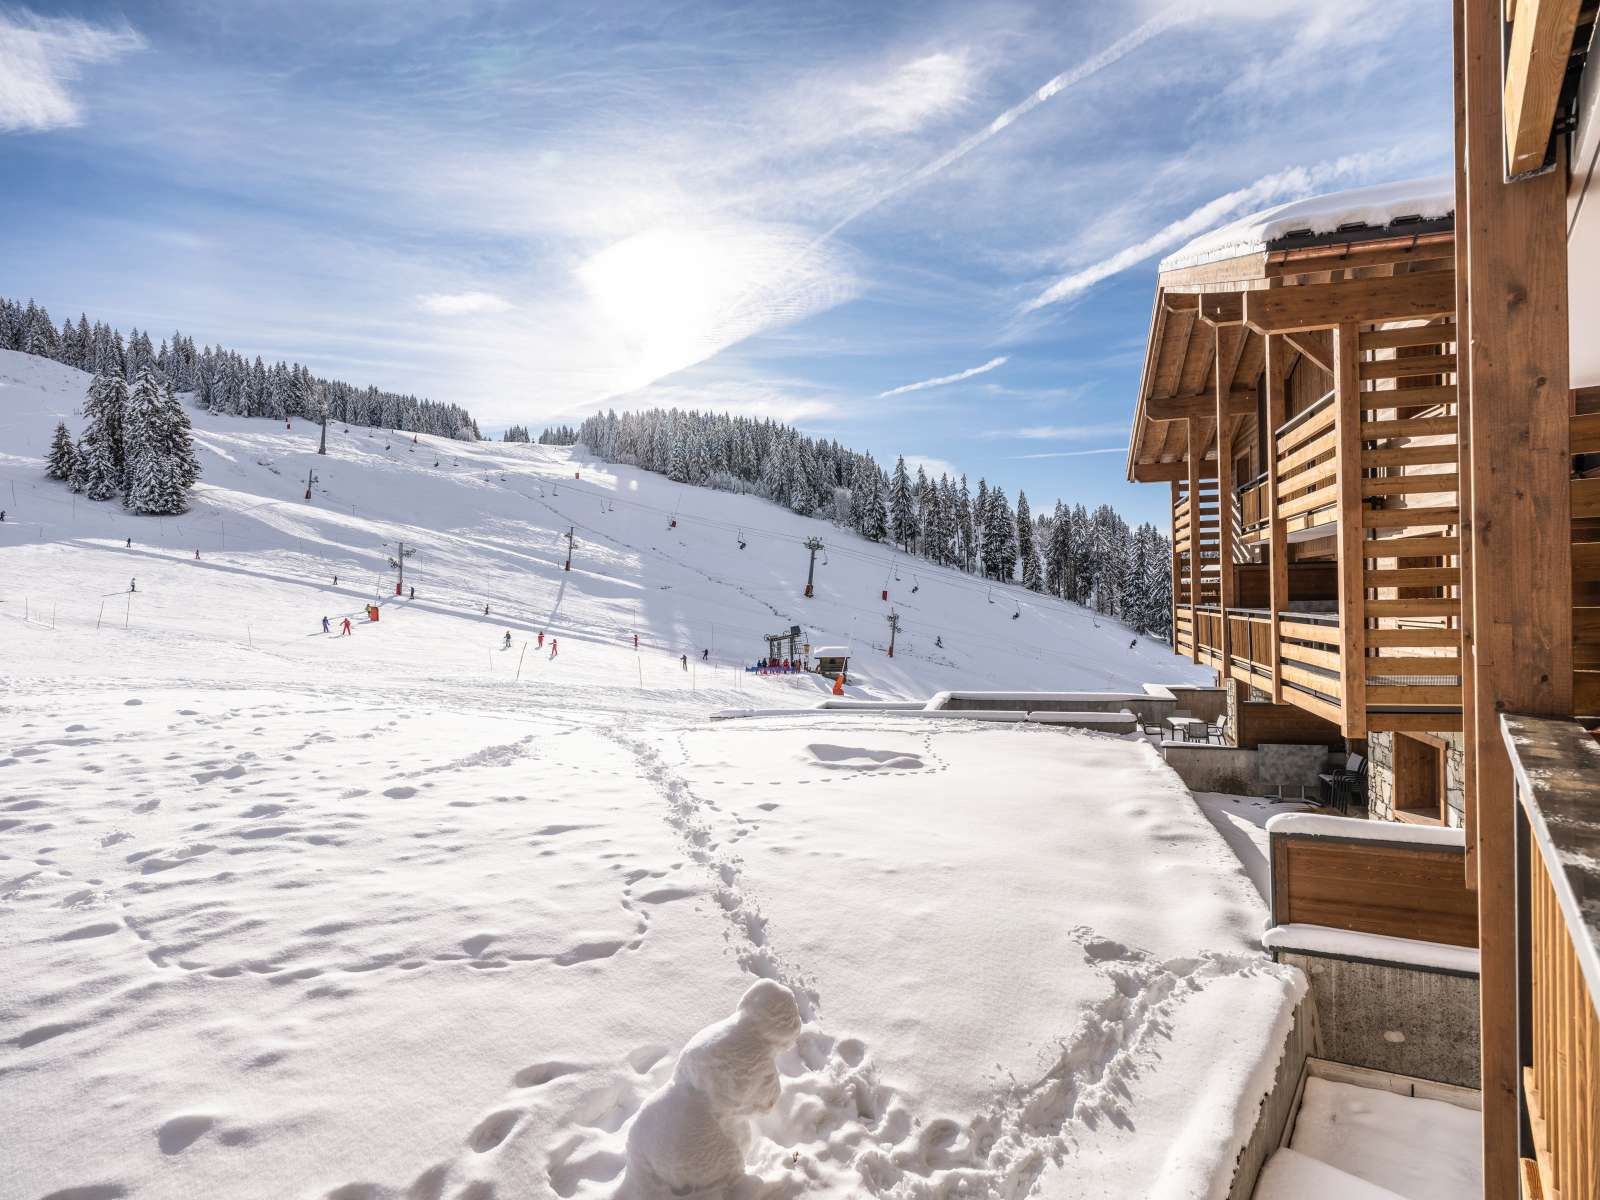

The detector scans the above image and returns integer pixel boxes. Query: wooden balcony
[1504,714,1600,1200]
[1170,320,1464,737]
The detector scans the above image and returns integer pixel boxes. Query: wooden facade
[1126,3,1600,1194]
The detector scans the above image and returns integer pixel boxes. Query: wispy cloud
[1012,446,1129,460]
[1020,152,1398,313]
[418,291,513,316]
[879,355,1008,398]
[0,7,143,133]
[981,420,1128,441]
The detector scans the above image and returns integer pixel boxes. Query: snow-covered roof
[812,646,849,657]
[1159,175,1455,274]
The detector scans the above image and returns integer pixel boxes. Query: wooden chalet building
[1125,3,1599,1197]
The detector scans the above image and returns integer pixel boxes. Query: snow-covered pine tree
[888,456,915,551]
[1017,491,1043,591]
[46,421,78,481]
[123,370,198,514]
[863,467,888,542]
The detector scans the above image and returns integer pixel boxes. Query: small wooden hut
[813,647,849,682]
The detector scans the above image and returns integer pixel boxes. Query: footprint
[553,940,624,967]
[468,1109,522,1152]
[513,1061,583,1088]
[124,699,143,707]
[157,1113,215,1154]
[383,786,418,799]
[635,887,696,905]
[56,922,120,942]
[40,1187,128,1200]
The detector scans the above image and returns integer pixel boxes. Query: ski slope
[0,349,1200,698]
[0,350,1300,1200]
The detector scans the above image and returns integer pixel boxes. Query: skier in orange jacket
[341,617,353,636]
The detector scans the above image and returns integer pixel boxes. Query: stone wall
[1366,731,1466,827]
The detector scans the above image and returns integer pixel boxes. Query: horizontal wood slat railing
[1268,819,1479,947]
[1504,714,1600,1200]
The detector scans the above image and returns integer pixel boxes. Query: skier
[484,603,490,615]
[332,574,339,586]
[1129,638,1138,651]
[0,510,5,521]
[129,577,136,593]
[681,654,688,671]
[632,633,639,651]
[322,616,331,634]
[702,649,709,661]
[125,537,131,548]
[503,631,512,649]
[409,586,415,600]
[549,638,558,658]
[194,549,200,560]
[341,617,352,636]
[537,631,544,649]
[935,635,943,649]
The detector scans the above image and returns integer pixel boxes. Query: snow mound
[623,979,802,1196]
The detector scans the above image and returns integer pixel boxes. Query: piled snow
[1262,925,1480,976]
[1257,1076,1481,1200]
[1266,812,1466,849]
[1159,175,1455,273]
[1,350,1297,1200]
[624,980,802,1196]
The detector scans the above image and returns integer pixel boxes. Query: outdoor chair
[1318,753,1367,815]
[1207,714,1229,745]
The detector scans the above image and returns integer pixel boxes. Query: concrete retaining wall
[1274,951,1480,1088]
[1161,741,1328,796]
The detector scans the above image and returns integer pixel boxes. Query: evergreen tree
[81,372,129,487]
[1017,491,1044,591]
[123,370,198,514]
[888,456,915,551]
[45,422,77,481]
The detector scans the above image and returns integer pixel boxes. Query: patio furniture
[1318,753,1367,815]
[1207,713,1230,745]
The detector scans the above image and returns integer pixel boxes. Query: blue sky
[0,1,1454,523]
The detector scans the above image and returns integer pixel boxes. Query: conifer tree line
[45,370,201,515]
[578,407,1172,635]
[501,425,532,443]
[1,295,481,441]
[535,425,579,445]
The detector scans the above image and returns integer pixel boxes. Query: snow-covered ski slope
[0,349,1202,698]
[0,350,1299,1200]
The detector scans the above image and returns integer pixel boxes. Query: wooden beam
[1461,1,1574,1195]
[1333,322,1368,739]
[1244,271,1457,333]
[1199,292,1245,326]
[1171,480,1183,653]
[1132,460,1190,483]
[1216,326,1241,672]
[1285,329,1333,373]
[1502,0,1583,176]
[1266,334,1289,704]
[1146,390,1255,422]
[1187,418,1203,665]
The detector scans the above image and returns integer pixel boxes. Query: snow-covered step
[1254,1147,1409,1199]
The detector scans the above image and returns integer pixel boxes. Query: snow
[810,646,848,657]
[1159,175,1456,273]
[1265,812,1466,849]
[624,980,803,1195]
[1259,1076,1481,1200]
[1,349,1295,1200]
[1192,793,1316,902]
[1262,925,1480,976]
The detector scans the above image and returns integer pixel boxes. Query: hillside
[0,349,1202,696]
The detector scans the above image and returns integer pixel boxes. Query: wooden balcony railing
[1188,606,1344,727]
[1505,714,1600,1200]
[1237,474,1270,546]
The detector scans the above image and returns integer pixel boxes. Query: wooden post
[1333,322,1368,738]
[1171,479,1183,652]
[1215,326,1240,680]
[1460,1,1575,1195]
[1454,3,1478,889]
[1265,335,1289,704]
[1186,418,1201,664]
